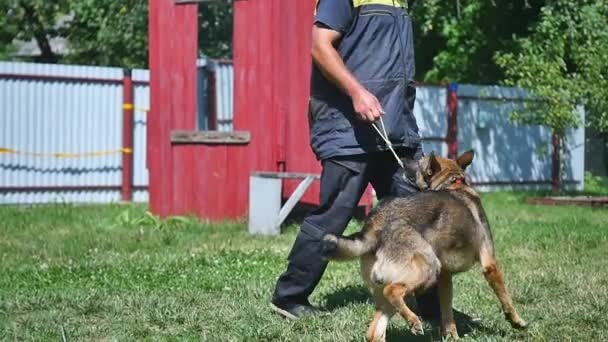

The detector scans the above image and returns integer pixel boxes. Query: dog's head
[405,150,474,191]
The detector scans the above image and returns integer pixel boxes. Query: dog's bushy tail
[321,231,378,261]
[321,198,395,261]
[321,213,385,261]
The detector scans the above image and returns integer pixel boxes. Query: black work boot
[270,298,321,320]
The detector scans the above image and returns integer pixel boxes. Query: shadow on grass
[386,309,502,341]
[323,286,501,340]
[322,285,371,311]
[385,309,500,341]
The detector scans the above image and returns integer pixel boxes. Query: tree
[198,1,233,59]
[0,5,18,60]
[66,1,235,67]
[0,0,234,68]
[0,0,70,63]
[64,0,148,68]
[411,0,546,84]
[495,0,608,192]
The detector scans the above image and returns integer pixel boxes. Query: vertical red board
[148,0,198,217]
[234,0,290,174]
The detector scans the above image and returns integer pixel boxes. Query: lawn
[1,192,607,341]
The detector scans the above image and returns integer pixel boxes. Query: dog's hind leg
[383,283,424,336]
[438,272,459,339]
[367,286,395,342]
[367,309,393,342]
[480,247,528,329]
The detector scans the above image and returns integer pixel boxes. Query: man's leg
[271,156,370,319]
[369,147,442,321]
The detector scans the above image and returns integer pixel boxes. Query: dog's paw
[409,318,424,336]
[508,316,528,330]
[320,234,338,258]
[443,328,460,340]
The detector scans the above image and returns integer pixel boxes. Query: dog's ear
[429,151,442,175]
[405,157,430,190]
[401,157,418,178]
[456,150,475,170]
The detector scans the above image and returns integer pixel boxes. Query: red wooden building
[147,0,375,220]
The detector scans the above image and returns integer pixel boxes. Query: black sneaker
[270,299,321,320]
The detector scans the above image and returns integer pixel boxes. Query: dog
[321,151,527,341]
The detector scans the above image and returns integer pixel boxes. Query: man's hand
[351,87,383,122]
[312,25,383,122]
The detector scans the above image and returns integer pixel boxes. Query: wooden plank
[148,0,197,217]
[251,171,320,179]
[171,130,251,144]
[175,0,227,4]
[274,176,316,231]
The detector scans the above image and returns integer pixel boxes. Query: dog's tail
[321,214,384,262]
[321,231,378,261]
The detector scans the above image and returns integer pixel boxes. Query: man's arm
[311,25,383,123]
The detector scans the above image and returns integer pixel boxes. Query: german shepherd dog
[321,151,527,341]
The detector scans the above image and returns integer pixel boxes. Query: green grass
[584,171,608,196]
[1,193,607,341]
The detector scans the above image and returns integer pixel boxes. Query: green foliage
[113,209,197,230]
[0,0,233,68]
[0,4,17,59]
[198,2,233,59]
[0,0,70,62]
[64,0,233,67]
[412,0,545,84]
[495,0,608,134]
[584,171,608,195]
[64,0,148,68]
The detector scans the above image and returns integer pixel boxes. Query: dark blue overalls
[273,0,439,317]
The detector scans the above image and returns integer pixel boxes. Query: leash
[371,116,405,170]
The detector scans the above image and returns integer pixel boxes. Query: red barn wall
[233,0,373,208]
[148,0,372,220]
[148,0,198,217]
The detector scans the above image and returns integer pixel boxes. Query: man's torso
[310,0,420,160]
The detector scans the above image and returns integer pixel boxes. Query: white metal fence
[0,61,585,204]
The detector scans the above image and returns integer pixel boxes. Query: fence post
[206,64,218,130]
[446,83,459,159]
[121,69,134,201]
[551,133,561,193]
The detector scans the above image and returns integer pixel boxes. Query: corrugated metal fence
[405,84,584,190]
[0,60,233,204]
[0,62,150,203]
[0,61,584,204]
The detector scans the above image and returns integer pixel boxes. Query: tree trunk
[22,3,58,63]
[551,133,561,194]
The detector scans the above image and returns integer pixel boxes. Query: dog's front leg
[438,272,459,339]
[480,250,528,330]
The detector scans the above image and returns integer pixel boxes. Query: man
[271,0,439,319]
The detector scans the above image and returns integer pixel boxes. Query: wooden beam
[274,176,317,230]
[171,130,251,144]
[251,171,320,180]
[175,0,230,4]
